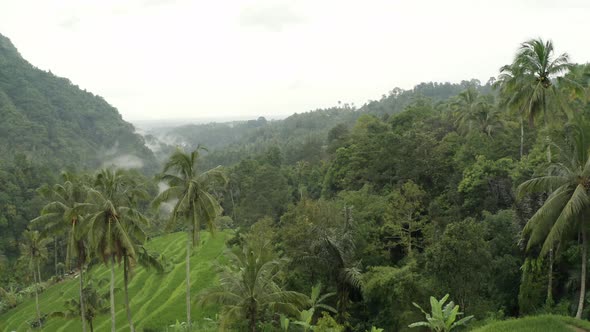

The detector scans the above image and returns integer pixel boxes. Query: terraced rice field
[0,231,226,331]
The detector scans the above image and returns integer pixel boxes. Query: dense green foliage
[4,35,590,332]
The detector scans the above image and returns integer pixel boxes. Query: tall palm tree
[32,171,90,332]
[51,277,111,332]
[518,119,590,318]
[19,230,52,327]
[309,206,362,323]
[198,242,307,331]
[85,168,149,332]
[122,243,166,332]
[152,147,226,331]
[496,38,581,158]
[451,87,480,133]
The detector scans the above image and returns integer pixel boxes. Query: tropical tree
[309,206,362,323]
[19,230,52,328]
[518,119,590,318]
[409,294,474,332]
[198,241,307,332]
[51,277,111,332]
[451,87,481,133]
[152,147,226,331]
[32,171,89,332]
[496,38,581,157]
[85,168,149,332]
[122,243,166,331]
[306,283,337,318]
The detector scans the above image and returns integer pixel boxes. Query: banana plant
[408,294,473,332]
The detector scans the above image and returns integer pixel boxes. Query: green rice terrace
[472,315,590,332]
[0,232,226,332]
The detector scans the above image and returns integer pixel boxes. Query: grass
[0,231,227,332]
[471,314,590,332]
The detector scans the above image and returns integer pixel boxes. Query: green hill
[0,33,156,172]
[0,32,158,269]
[472,315,590,332]
[0,231,227,332]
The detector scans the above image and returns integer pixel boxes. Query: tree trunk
[576,230,587,319]
[34,263,41,327]
[37,259,42,285]
[79,261,87,332]
[249,299,257,332]
[546,248,554,306]
[124,255,135,332]
[90,320,94,332]
[186,228,192,331]
[520,117,524,159]
[230,188,237,222]
[55,237,58,277]
[110,257,116,332]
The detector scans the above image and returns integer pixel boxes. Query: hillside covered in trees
[0,33,157,269]
[3,35,590,332]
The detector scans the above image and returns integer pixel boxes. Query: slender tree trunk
[520,117,524,159]
[34,263,41,327]
[186,228,192,331]
[37,260,42,285]
[123,255,135,332]
[110,257,116,332]
[54,237,58,277]
[230,188,237,222]
[79,261,87,332]
[249,299,257,332]
[576,230,588,319]
[546,248,554,306]
[90,320,94,332]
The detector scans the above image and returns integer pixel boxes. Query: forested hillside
[147,79,493,169]
[0,33,156,269]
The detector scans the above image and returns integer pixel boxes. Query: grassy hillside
[472,315,590,332]
[0,231,227,332]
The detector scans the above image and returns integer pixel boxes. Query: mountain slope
[0,33,156,172]
[0,231,226,332]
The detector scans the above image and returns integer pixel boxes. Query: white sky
[1,0,589,121]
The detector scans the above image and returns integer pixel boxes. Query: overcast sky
[1,0,589,121]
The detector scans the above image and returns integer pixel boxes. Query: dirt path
[568,324,590,332]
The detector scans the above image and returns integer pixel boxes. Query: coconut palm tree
[496,38,582,158]
[32,171,90,332]
[518,119,590,318]
[19,230,52,327]
[308,206,362,323]
[85,168,149,332]
[51,277,111,332]
[121,243,166,332]
[152,147,226,331]
[198,241,307,331]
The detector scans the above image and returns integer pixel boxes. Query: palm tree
[122,243,166,332]
[85,168,149,332]
[309,206,362,323]
[496,38,581,158]
[198,242,307,331]
[518,119,590,318]
[19,230,52,327]
[152,147,226,331]
[51,277,111,332]
[451,87,480,133]
[32,171,90,332]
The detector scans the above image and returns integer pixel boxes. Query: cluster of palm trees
[23,148,225,331]
[494,38,590,319]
